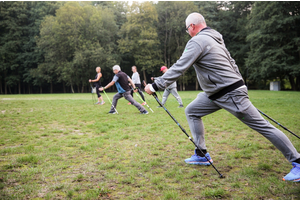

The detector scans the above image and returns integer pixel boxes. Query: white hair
[185,12,206,26]
[112,65,121,71]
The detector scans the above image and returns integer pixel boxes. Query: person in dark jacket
[100,65,148,115]
[145,12,300,182]
[89,66,104,105]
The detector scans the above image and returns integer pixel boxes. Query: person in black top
[89,67,105,105]
[100,65,148,114]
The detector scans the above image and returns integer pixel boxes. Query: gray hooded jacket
[153,27,244,98]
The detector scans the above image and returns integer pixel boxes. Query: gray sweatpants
[162,88,183,105]
[110,91,146,113]
[185,86,300,163]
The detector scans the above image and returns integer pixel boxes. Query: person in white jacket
[129,66,146,105]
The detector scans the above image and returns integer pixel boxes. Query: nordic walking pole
[143,81,224,178]
[90,83,97,105]
[131,87,154,113]
[102,89,118,114]
[258,109,300,140]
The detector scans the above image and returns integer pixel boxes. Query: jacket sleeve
[153,40,203,90]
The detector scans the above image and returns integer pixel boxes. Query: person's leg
[99,95,104,104]
[170,88,183,106]
[136,84,145,101]
[109,93,122,112]
[123,91,147,113]
[96,86,105,104]
[215,87,300,181]
[214,87,300,163]
[184,92,221,165]
[130,88,134,97]
[161,89,170,105]
[96,86,101,104]
[185,92,221,151]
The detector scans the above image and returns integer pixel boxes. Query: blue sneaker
[184,150,213,166]
[283,162,300,182]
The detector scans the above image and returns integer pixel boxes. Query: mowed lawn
[1,90,300,200]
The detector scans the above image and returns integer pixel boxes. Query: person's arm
[149,40,203,93]
[99,75,117,91]
[100,81,115,91]
[94,73,102,82]
[89,73,102,83]
[128,77,138,92]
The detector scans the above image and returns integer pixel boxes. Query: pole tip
[219,174,225,178]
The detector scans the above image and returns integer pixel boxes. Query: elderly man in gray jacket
[145,12,300,182]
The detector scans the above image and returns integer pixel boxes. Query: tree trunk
[0,80,2,94]
[63,82,66,93]
[40,86,42,94]
[168,28,173,67]
[195,79,199,90]
[28,84,31,94]
[8,86,12,94]
[50,81,53,93]
[179,80,182,91]
[143,70,147,85]
[71,83,74,93]
[296,75,300,91]
[81,85,84,93]
[183,76,185,91]
[164,14,168,65]
[18,81,21,94]
[288,75,296,91]
[4,73,7,94]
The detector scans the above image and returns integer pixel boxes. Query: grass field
[1,90,300,199]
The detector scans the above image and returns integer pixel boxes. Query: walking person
[151,66,184,108]
[89,66,105,105]
[99,65,148,115]
[145,12,300,182]
[129,66,146,105]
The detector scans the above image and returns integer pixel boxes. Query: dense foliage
[1,1,299,94]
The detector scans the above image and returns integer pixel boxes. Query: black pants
[95,84,102,98]
[130,84,145,101]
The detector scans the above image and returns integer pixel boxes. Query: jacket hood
[197,27,223,45]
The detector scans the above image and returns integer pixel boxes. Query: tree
[0,2,30,94]
[246,1,300,90]
[154,2,198,90]
[37,2,119,93]
[214,1,253,85]
[0,1,62,94]
[118,1,163,82]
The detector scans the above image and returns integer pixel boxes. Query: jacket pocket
[208,75,217,86]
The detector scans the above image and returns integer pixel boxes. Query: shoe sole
[282,177,300,182]
[185,159,213,166]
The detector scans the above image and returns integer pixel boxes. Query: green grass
[0,90,300,199]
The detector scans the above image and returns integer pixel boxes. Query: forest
[1,1,300,94]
